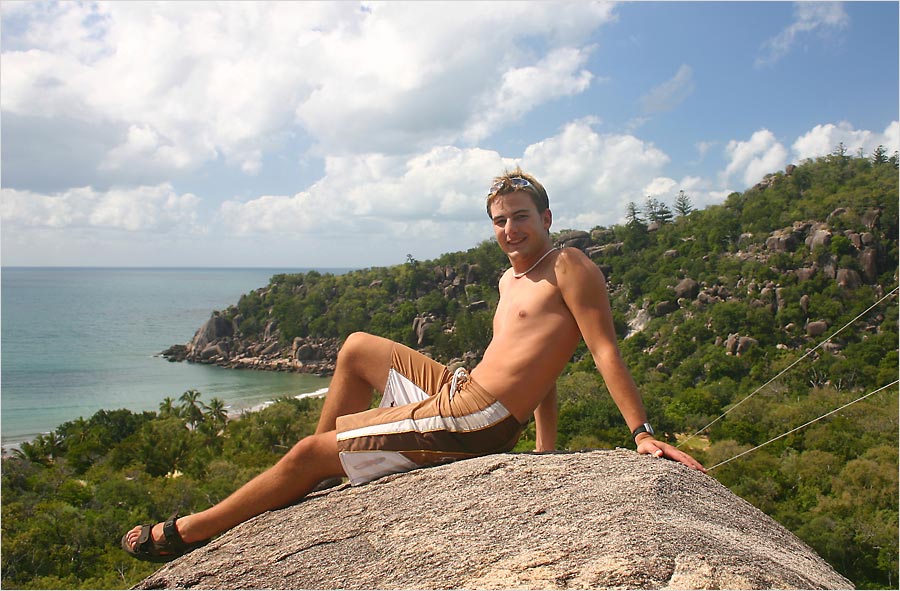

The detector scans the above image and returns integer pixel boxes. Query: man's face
[489,191,552,260]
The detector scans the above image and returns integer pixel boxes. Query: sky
[1,1,898,268]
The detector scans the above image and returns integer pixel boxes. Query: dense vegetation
[3,150,898,589]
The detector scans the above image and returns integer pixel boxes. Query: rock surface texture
[136,450,852,590]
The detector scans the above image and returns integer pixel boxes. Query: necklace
[513,247,558,279]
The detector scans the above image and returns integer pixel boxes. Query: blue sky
[1,1,897,268]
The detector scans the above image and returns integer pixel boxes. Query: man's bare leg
[123,431,344,551]
[124,332,393,556]
[315,332,393,434]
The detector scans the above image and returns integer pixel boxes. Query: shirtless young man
[122,169,705,562]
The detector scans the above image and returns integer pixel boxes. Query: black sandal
[121,515,209,563]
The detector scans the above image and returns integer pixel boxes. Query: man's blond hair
[485,168,550,218]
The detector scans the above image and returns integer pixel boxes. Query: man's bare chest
[494,280,573,332]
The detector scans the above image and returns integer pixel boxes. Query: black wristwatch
[632,422,654,441]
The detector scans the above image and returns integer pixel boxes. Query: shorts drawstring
[449,367,468,401]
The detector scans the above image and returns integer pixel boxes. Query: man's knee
[337,332,387,369]
[280,433,340,472]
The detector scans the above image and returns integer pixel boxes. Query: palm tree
[179,389,204,428]
[203,397,229,431]
[159,396,179,418]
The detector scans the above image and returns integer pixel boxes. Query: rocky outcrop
[161,314,340,376]
[724,333,759,356]
[136,450,852,590]
[555,230,592,250]
[161,261,491,375]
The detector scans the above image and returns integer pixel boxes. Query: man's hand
[636,437,707,472]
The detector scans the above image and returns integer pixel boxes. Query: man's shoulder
[553,246,594,271]
[553,247,605,288]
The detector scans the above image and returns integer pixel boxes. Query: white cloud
[640,64,695,114]
[3,2,894,268]
[643,177,678,197]
[218,146,505,237]
[694,140,716,163]
[723,129,789,187]
[0,184,200,232]
[639,175,732,213]
[2,2,616,191]
[464,47,595,143]
[217,119,673,240]
[756,2,849,67]
[792,120,900,161]
[521,119,671,228]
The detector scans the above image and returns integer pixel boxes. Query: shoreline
[1,387,331,458]
[225,387,330,419]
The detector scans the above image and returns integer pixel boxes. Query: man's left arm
[556,248,705,472]
[533,384,557,452]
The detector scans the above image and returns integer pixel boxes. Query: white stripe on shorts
[335,399,511,443]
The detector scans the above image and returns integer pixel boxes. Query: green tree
[644,196,674,224]
[159,396,179,418]
[179,389,205,428]
[203,397,228,429]
[871,144,889,165]
[674,190,694,217]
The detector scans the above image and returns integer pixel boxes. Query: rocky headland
[160,199,890,378]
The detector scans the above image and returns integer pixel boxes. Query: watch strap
[632,422,654,441]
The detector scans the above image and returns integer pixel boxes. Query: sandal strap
[136,524,153,547]
[162,516,188,552]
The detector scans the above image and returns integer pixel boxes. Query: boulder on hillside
[137,450,852,590]
[859,247,878,283]
[836,268,862,290]
[654,300,679,316]
[626,306,652,336]
[807,320,830,337]
[806,226,832,250]
[555,230,591,250]
[862,207,883,230]
[673,277,700,300]
[765,229,799,252]
[586,242,622,258]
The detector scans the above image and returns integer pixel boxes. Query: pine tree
[674,190,694,217]
[625,201,643,226]
[644,196,673,224]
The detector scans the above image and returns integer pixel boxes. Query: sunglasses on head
[488,177,534,196]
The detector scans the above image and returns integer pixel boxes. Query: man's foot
[121,515,209,563]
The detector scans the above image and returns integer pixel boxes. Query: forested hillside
[3,150,898,589]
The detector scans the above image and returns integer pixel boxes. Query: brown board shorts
[335,342,525,485]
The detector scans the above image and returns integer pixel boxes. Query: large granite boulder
[673,277,700,300]
[136,450,851,590]
[188,315,234,355]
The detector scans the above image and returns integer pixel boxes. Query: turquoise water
[1,267,347,448]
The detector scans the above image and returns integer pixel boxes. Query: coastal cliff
[137,450,853,590]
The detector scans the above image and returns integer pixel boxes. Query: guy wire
[707,380,899,470]
[677,284,899,449]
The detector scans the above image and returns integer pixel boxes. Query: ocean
[1,267,348,449]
